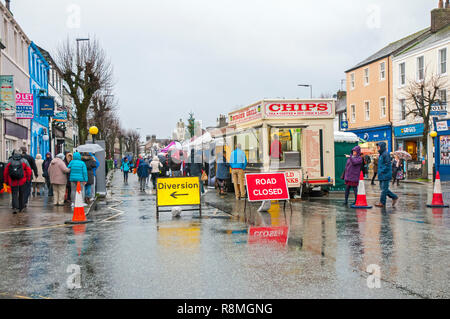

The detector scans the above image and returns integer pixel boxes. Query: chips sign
[245,173,290,202]
[248,226,289,245]
[156,176,201,207]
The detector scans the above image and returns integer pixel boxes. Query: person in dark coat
[42,152,53,196]
[216,152,230,195]
[137,159,150,191]
[342,145,363,205]
[188,149,204,194]
[20,146,37,205]
[391,155,402,186]
[81,153,97,204]
[371,156,378,185]
[375,142,398,208]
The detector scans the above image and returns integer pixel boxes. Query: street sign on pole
[245,172,290,202]
[156,176,202,219]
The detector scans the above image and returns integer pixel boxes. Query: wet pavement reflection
[0,172,448,298]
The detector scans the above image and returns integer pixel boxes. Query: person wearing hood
[342,146,363,205]
[89,152,100,200]
[81,153,98,204]
[150,156,163,190]
[42,152,54,197]
[49,154,71,206]
[137,157,151,191]
[20,146,37,205]
[375,142,398,208]
[3,149,32,214]
[33,154,46,197]
[68,152,88,204]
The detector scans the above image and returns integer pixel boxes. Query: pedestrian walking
[89,152,100,200]
[121,157,131,184]
[81,153,97,204]
[64,152,73,202]
[48,154,71,206]
[33,153,46,196]
[20,146,37,205]
[42,152,53,197]
[363,155,371,178]
[188,149,205,194]
[392,155,403,186]
[216,152,230,195]
[375,142,398,208]
[3,150,32,214]
[229,144,248,200]
[371,155,378,185]
[342,146,363,205]
[137,157,150,191]
[68,152,88,204]
[150,156,163,189]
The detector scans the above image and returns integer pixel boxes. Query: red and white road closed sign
[248,226,289,245]
[245,173,290,202]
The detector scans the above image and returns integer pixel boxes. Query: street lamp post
[89,126,99,144]
[298,84,313,99]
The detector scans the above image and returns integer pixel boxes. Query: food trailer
[219,99,336,196]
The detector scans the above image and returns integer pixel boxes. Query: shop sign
[265,101,333,118]
[0,75,15,113]
[53,111,67,122]
[436,121,448,132]
[394,124,424,137]
[431,102,447,116]
[245,172,290,202]
[284,170,302,187]
[229,104,262,125]
[15,93,34,119]
[39,96,55,117]
[341,120,348,130]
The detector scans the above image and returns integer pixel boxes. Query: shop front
[3,119,29,160]
[434,118,450,181]
[223,99,336,194]
[348,125,392,155]
[394,123,424,179]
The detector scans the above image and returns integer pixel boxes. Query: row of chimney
[432,0,450,33]
[439,0,450,9]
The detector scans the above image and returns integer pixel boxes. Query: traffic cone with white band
[351,171,373,209]
[427,171,449,208]
[65,182,93,224]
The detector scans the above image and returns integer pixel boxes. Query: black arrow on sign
[170,191,189,199]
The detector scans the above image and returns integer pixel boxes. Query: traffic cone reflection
[427,171,449,208]
[65,182,93,224]
[72,224,87,256]
[351,172,373,209]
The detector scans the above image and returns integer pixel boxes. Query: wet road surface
[0,172,448,298]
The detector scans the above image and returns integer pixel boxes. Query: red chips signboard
[245,173,290,202]
[248,226,289,245]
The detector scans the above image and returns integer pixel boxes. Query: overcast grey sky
[7,0,436,138]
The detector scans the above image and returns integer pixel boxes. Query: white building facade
[0,2,31,161]
[392,25,450,179]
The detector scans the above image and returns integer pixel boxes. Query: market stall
[220,99,336,195]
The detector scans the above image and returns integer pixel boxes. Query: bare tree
[57,37,114,144]
[123,129,141,156]
[401,69,447,179]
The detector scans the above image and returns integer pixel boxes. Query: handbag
[201,171,208,181]
[396,170,404,180]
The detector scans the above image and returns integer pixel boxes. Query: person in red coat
[4,150,32,214]
[270,134,283,161]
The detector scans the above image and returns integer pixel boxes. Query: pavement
[0,171,449,299]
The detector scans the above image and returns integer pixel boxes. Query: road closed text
[245,173,290,201]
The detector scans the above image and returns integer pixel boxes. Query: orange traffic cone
[351,171,373,209]
[65,182,93,224]
[427,171,449,208]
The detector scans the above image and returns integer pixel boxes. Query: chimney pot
[446,0,450,8]
[439,0,444,8]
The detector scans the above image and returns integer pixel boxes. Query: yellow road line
[0,224,69,234]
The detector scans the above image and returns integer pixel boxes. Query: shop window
[5,139,14,160]
[234,127,263,165]
[269,128,302,166]
[439,48,447,75]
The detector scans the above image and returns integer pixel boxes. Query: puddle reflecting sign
[245,172,290,202]
[156,176,201,207]
[248,226,289,245]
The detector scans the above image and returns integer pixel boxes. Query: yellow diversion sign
[156,177,201,207]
